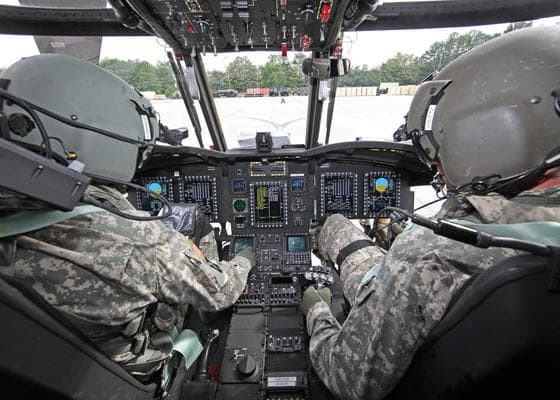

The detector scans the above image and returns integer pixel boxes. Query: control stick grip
[193,329,219,382]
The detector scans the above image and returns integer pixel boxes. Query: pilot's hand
[236,246,256,268]
[309,220,324,258]
[302,286,331,316]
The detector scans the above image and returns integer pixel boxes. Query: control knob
[237,355,257,377]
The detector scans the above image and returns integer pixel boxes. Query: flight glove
[302,286,331,316]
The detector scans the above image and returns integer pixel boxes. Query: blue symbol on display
[375,177,390,193]
[147,182,163,194]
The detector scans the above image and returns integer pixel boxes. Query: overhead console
[136,0,342,53]
[128,141,430,400]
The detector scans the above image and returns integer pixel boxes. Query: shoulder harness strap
[0,205,103,239]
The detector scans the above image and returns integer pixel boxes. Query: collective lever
[193,329,220,382]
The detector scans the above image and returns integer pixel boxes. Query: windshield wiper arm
[304,53,329,150]
[167,51,204,148]
[187,51,227,152]
[324,76,338,145]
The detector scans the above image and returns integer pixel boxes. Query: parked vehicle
[246,87,269,97]
[270,87,289,97]
[213,88,238,97]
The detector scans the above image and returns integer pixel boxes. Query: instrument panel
[133,162,409,223]
[130,156,412,280]
[130,156,413,283]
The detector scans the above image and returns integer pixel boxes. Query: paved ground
[155,95,413,147]
[154,96,441,215]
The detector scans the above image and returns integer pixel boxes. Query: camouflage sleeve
[307,223,509,400]
[152,220,251,313]
[8,184,252,330]
[198,231,220,261]
[89,185,251,313]
[318,214,386,303]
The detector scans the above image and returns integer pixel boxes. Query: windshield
[1,0,559,149]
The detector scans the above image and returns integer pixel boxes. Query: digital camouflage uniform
[308,186,560,400]
[0,185,251,373]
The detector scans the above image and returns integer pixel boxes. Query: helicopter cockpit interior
[1,1,560,400]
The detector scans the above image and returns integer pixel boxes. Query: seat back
[0,278,158,399]
[390,254,560,399]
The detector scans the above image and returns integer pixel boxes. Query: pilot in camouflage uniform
[0,184,253,373]
[0,54,255,378]
[303,25,560,399]
[308,187,560,399]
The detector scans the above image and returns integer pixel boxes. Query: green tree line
[338,22,531,87]
[208,53,309,91]
[99,59,177,97]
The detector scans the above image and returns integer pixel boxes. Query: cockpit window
[321,17,558,144]
[205,53,310,149]
[1,0,559,150]
[198,16,558,147]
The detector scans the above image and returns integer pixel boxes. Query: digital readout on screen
[234,237,253,253]
[254,184,284,222]
[233,179,246,192]
[291,177,304,192]
[287,236,306,252]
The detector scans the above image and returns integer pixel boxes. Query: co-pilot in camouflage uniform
[308,186,560,400]
[0,184,251,374]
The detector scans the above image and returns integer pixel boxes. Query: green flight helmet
[1,54,158,182]
[407,25,560,193]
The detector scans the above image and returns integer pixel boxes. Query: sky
[1,0,559,71]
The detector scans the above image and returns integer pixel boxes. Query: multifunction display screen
[364,172,400,216]
[287,236,306,252]
[138,177,173,216]
[290,177,304,192]
[234,236,253,254]
[320,173,357,218]
[251,182,287,227]
[183,176,217,219]
[233,179,246,193]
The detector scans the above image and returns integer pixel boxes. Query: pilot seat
[390,253,560,400]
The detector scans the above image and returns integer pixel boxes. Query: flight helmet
[406,25,560,194]
[1,54,158,182]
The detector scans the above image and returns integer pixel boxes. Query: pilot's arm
[89,185,254,314]
[153,219,253,313]
[306,215,470,399]
[315,214,386,304]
